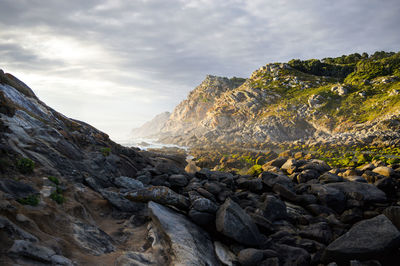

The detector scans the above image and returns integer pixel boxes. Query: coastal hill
[1,64,400,265]
[134,51,400,148]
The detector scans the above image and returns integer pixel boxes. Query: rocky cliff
[130,111,171,138]
[157,52,400,147]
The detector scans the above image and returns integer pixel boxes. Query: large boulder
[309,184,346,213]
[325,182,386,203]
[216,198,263,246]
[323,215,400,263]
[259,195,287,221]
[125,186,190,210]
[148,201,219,265]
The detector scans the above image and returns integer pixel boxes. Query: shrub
[17,195,39,206]
[246,165,263,176]
[50,192,65,204]
[48,176,59,186]
[16,158,35,174]
[100,147,111,157]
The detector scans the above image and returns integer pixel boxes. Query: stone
[0,216,38,242]
[297,169,319,183]
[126,186,190,210]
[191,197,218,213]
[115,251,157,266]
[372,166,394,177]
[326,182,386,203]
[168,174,188,187]
[216,198,262,246]
[261,172,294,191]
[8,240,55,263]
[148,201,219,265]
[374,177,396,196]
[323,215,400,263]
[309,184,346,213]
[238,248,265,266]
[275,244,310,266]
[204,182,222,195]
[260,257,280,266]
[264,156,288,168]
[214,241,237,266]
[113,176,144,190]
[0,178,38,199]
[259,195,287,221]
[100,189,144,212]
[383,206,400,230]
[50,255,74,265]
[298,222,333,244]
[237,178,263,192]
[73,222,115,255]
[188,209,215,226]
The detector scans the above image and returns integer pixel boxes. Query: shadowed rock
[125,186,190,210]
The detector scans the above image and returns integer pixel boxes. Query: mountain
[156,51,400,148]
[130,111,170,138]
[1,63,400,266]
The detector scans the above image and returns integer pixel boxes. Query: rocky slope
[2,69,400,266]
[156,52,400,147]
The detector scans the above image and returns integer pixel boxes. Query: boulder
[372,166,394,177]
[383,206,400,230]
[261,172,294,191]
[323,215,400,263]
[309,184,346,213]
[8,240,55,263]
[113,176,144,190]
[214,241,237,266]
[73,222,115,255]
[100,189,144,212]
[125,186,190,210]
[298,222,333,244]
[216,198,263,246]
[259,195,287,221]
[148,201,219,265]
[318,172,344,184]
[275,244,310,266]
[238,248,265,266]
[168,174,189,187]
[0,216,38,242]
[188,209,215,226]
[325,182,386,203]
[191,197,218,213]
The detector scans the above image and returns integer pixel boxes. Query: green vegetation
[246,164,263,176]
[50,191,65,204]
[100,147,111,157]
[17,194,39,206]
[48,176,60,186]
[16,157,35,174]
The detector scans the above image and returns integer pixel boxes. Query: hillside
[2,65,400,266]
[130,111,170,138]
[156,51,400,148]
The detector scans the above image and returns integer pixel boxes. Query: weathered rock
[261,172,294,191]
[237,178,263,192]
[214,241,237,266]
[0,179,38,199]
[259,195,287,221]
[148,201,219,265]
[126,186,190,210]
[73,222,115,255]
[383,206,400,230]
[191,197,218,213]
[326,182,386,203]
[238,248,265,266]
[216,198,263,246]
[8,240,55,263]
[113,176,144,190]
[168,174,189,187]
[318,172,344,184]
[299,222,332,244]
[274,244,310,266]
[372,166,394,177]
[188,209,215,226]
[309,184,346,213]
[374,177,396,196]
[100,189,144,212]
[323,215,400,263]
[115,251,157,266]
[0,216,38,242]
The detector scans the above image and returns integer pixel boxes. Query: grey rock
[114,176,144,190]
[0,216,38,242]
[309,184,346,213]
[383,206,400,230]
[50,254,74,265]
[192,197,218,213]
[73,222,115,255]
[275,244,310,266]
[8,240,55,262]
[214,241,237,266]
[100,189,144,212]
[216,198,262,246]
[259,195,287,221]
[326,182,386,203]
[126,186,190,210]
[168,174,188,187]
[261,172,294,191]
[298,222,332,244]
[148,201,219,265]
[318,172,344,184]
[238,248,265,266]
[0,178,38,199]
[323,215,400,263]
[188,209,215,226]
[115,251,157,266]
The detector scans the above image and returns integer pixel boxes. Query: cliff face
[157,52,400,147]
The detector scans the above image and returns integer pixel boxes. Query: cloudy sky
[1,0,399,141]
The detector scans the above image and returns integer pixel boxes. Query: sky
[1,0,399,141]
